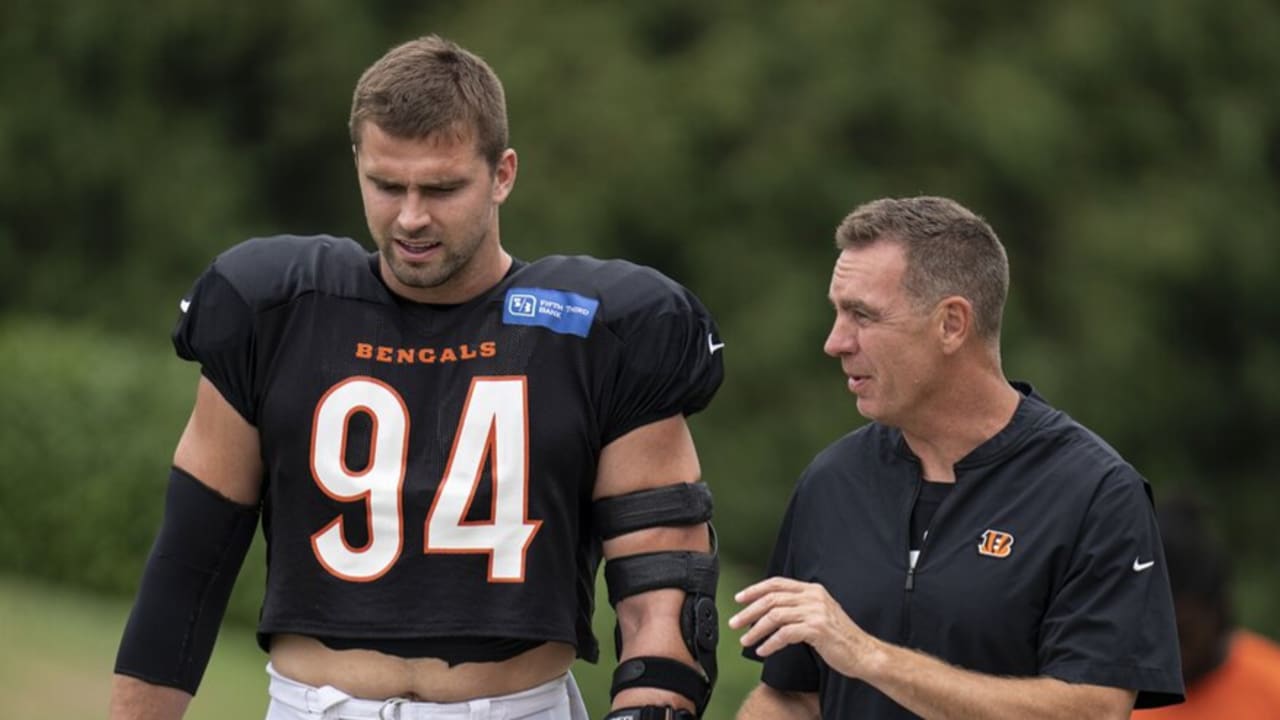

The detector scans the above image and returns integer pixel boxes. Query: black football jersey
[172,234,724,662]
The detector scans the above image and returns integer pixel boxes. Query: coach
[730,196,1184,719]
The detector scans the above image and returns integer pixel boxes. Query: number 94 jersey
[171,235,724,662]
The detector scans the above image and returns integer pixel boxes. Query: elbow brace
[114,467,258,694]
[596,482,719,717]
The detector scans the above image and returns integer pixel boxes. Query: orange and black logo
[977,529,1015,558]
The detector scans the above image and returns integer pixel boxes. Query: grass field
[0,574,268,718]
[0,570,762,718]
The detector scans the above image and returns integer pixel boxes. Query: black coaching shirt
[749,383,1184,717]
[171,235,723,662]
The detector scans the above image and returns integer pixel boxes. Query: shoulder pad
[211,234,381,310]
[515,255,704,328]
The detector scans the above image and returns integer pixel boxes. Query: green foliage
[0,318,267,624]
[2,0,1278,655]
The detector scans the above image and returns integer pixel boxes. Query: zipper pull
[905,565,915,591]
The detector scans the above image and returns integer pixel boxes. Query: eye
[422,181,467,196]
[832,301,877,325]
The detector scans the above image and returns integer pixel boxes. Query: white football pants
[263,662,591,720]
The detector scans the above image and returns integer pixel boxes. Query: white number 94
[309,376,541,583]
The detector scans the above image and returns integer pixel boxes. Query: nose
[397,192,432,234]
[823,317,857,358]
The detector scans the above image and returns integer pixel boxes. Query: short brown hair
[835,196,1009,340]
[349,35,509,166]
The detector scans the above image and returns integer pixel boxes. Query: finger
[727,601,761,630]
[735,609,779,647]
[737,605,815,648]
[753,622,811,658]
[729,589,797,629]
[733,576,805,605]
[737,573,793,602]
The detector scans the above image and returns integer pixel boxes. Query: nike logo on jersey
[1132,557,1155,572]
[179,298,191,313]
[707,333,725,354]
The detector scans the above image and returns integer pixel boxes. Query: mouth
[847,373,870,392]
[394,238,442,261]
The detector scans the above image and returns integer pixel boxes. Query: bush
[0,316,266,624]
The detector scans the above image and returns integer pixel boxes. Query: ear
[936,296,973,354]
[492,148,518,204]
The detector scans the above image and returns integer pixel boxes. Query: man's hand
[730,577,1138,720]
[730,576,881,680]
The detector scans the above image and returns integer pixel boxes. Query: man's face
[823,242,942,427]
[354,121,516,304]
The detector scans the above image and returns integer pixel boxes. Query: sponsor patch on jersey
[503,288,599,338]
[977,529,1015,558]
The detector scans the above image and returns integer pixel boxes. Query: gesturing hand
[729,576,880,680]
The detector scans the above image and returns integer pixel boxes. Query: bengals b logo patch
[978,529,1015,558]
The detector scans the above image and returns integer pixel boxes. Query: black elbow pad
[596,482,720,715]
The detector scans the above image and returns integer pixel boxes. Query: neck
[900,366,1021,483]
[452,243,512,303]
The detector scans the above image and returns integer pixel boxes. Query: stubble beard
[383,226,488,292]
[389,246,463,289]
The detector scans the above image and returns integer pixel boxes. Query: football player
[110,35,723,720]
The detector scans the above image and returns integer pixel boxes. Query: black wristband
[610,656,710,716]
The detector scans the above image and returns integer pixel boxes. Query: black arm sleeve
[114,468,259,694]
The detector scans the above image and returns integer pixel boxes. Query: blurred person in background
[109,34,724,720]
[729,196,1184,718]
[1133,494,1280,719]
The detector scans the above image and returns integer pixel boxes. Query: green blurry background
[2,1,1278,717]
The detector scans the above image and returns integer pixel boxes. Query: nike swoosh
[1132,558,1155,572]
[707,333,725,354]
[179,299,191,313]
